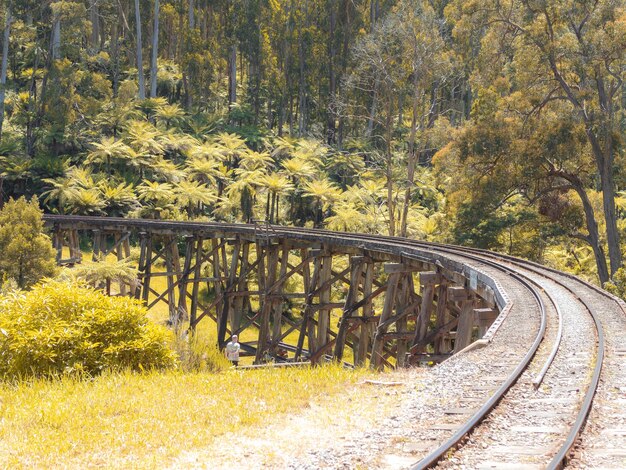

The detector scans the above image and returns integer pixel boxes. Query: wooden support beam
[344,315,381,323]
[92,229,102,261]
[164,236,179,326]
[315,252,333,361]
[54,228,63,264]
[454,298,477,351]
[420,271,439,285]
[395,276,410,368]
[217,239,240,347]
[255,243,278,363]
[173,236,194,324]
[382,332,415,340]
[355,261,375,366]
[334,256,365,361]
[139,233,153,303]
[371,272,401,370]
[413,280,435,351]
[411,316,459,354]
[189,237,204,331]
[271,240,290,344]
[232,242,251,333]
[475,307,498,337]
[103,232,131,258]
[308,302,345,311]
[295,249,315,360]
[447,286,469,302]
[115,233,127,295]
[309,321,360,364]
[69,229,82,264]
[384,263,420,274]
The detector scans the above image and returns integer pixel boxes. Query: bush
[0,280,178,380]
[172,334,231,373]
[605,268,626,299]
[0,197,57,289]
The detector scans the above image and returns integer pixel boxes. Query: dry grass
[0,365,369,468]
[0,249,378,467]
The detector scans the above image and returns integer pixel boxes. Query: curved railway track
[43,216,624,469]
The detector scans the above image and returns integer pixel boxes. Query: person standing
[225,335,241,366]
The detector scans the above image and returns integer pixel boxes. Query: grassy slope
[0,365,369,468]
[0,249,374,467]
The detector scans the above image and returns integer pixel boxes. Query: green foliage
[0,0,624,283]
[70,258,138,295]
[0,280,178,380]
[171,334,231,373]
[605,268,626,300]
[0,197,57,289]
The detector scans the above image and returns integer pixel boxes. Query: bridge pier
[47,218,501,369]
[53,225,82,265]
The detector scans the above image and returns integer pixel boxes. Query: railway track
[43,216,624,468]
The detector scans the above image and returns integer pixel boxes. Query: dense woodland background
[0,0,626,287]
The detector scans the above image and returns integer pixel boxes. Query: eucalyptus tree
[0,0,12,140]
[447,0,626,275]
[149,0,160,98]
[393,0,451,237]
[134,0,146,99]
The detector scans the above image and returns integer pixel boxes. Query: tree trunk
[134,0,146,99]
[386,99,395,236]
[366,76,379,138]
[593,75,621,275]
[111,10,120,96]
[548,57,622,276]
[581,122,622,276]
[0,3,12,140]
[228,44,237,105]
[600,158,621,276]
[553,169,610,285]
[370,0,378,32]
[51,14,61,60]
[337,0,352,148]
[149,0,160,98]
[326,0,337,144]
[89,0,100,51]
[189,0,195,29]
[25,47,40,156]
[400,76,420,238]
[297,1,308,136]
[182,72,191,110]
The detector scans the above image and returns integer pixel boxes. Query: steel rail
[368,238,603,468]
[532,289,563,388]
[273,225,599,468]
[443,249,603,469]
[547,292,604,469]
[266,225,604,468]
[464,252,604,470]
[281,227,604,467]
[407,250,548,469]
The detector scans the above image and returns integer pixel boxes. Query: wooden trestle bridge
[45,215,502,369]
[42,216,626,468]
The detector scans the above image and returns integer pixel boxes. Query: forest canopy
[0,0,625,286]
